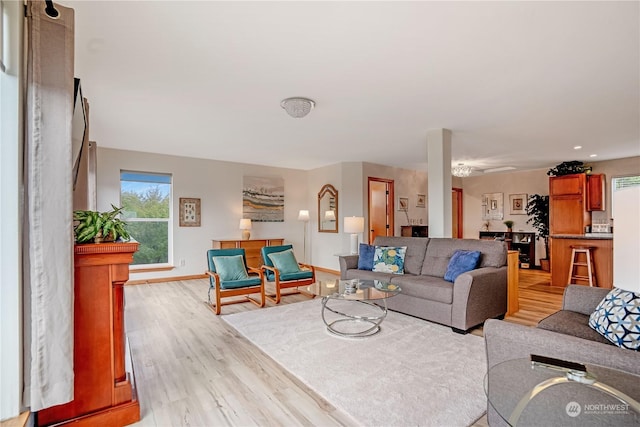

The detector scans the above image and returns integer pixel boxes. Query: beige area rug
[222,299,488,427]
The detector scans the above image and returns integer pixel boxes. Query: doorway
[452,188,463,238]
[368,178,394,243]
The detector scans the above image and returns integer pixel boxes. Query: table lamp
[239,218,252,240]
[344,216,365,254]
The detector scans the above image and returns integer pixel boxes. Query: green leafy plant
[526,194,550,260]
[503,220,514,230]
[73,204,131,243]
[547,160,585,176]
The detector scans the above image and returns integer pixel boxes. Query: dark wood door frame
[368,177,394,243]
[452,187,463,238]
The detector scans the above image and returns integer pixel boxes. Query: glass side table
[485,358,640,426]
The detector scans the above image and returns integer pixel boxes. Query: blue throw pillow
[444,250,481,282]
[268,249,301,275]
[212,255,249,281]
[372,246,407,274]
[357,243,375,270]
[589,288,640,350]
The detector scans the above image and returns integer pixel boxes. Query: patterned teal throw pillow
[372,246,407,274]
[588,288,640,350]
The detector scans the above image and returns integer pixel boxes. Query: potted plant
[503,220,514,232]
[73,204,131,244]
[525,194,550,271]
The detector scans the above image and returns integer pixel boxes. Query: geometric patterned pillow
[588,287,640,350]
[372,246,407,274]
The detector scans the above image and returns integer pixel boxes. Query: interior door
[452,188,463,238]
[368,178,394,243]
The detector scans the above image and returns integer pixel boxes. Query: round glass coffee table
[306,279,401,338]
[485,357,640,426]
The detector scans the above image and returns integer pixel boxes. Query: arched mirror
[318,184,338,233]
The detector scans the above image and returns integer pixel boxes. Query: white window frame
[120,170,173,269]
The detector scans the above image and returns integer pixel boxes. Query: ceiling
[65,1,639,173]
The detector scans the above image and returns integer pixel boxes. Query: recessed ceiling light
[574,146,582,150]
[589,154,597,158]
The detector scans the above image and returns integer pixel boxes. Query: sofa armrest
[451,266,507,330]
[562,285,610,315]
[338,255,359,279]
[484,319,640,375]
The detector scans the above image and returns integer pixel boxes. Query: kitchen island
[550,234,613,288]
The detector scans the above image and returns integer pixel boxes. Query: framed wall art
[509,193,527,215]
[482,192,504,220]
[179,197,201,227]
[398,197,409,211]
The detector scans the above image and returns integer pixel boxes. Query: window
[120,171,172,267]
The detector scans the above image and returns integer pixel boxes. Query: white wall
[98,148,308,280]
[362,162,428,237]
[1,1,23,420]
[307,163,343,270]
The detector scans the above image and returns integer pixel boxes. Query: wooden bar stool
[567,246,597,287]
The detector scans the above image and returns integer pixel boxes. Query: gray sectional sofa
[484,285,640,426]
[338,236,508,333]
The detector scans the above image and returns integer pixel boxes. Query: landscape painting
[243,176,284,222]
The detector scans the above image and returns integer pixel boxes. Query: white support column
[427,129,452,237]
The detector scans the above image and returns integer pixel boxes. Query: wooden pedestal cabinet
[37,242,140,427]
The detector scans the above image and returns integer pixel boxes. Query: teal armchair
[206,248,265,315]
[260,244,316,304]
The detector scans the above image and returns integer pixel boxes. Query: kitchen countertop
[550,233,613,240]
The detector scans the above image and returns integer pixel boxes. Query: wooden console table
[212,238,284,269]
[37,242,140,426]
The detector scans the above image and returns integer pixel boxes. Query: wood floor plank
[126,269,562,426]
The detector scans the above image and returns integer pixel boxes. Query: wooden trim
[452,187,463,238]
[126,274,208,285]
[129,265,175,273]
[314,266,339,275]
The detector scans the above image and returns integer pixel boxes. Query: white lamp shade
[344,216,365,233]
[239,218,252,230]
[298,210,310,221]
[324,210,336,221]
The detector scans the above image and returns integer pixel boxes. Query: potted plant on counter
[526,194,550,271]
[73,204,130,244]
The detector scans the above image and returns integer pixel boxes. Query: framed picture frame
[509,193,527,215]
[482,192,504,220]
[398,197,409,211]
[179,197,201,227]
[416,194,426,208]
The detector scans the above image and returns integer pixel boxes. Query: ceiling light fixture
[452,163,472,177]
[483,166,517,174]
[280,97,315,118]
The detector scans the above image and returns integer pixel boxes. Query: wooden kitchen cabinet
[549,174,591,235]
[587,174,605,211]
[212,238,285,269]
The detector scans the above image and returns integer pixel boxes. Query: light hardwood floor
[126,269,560,426]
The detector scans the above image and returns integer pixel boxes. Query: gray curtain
[23,0,75,411]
